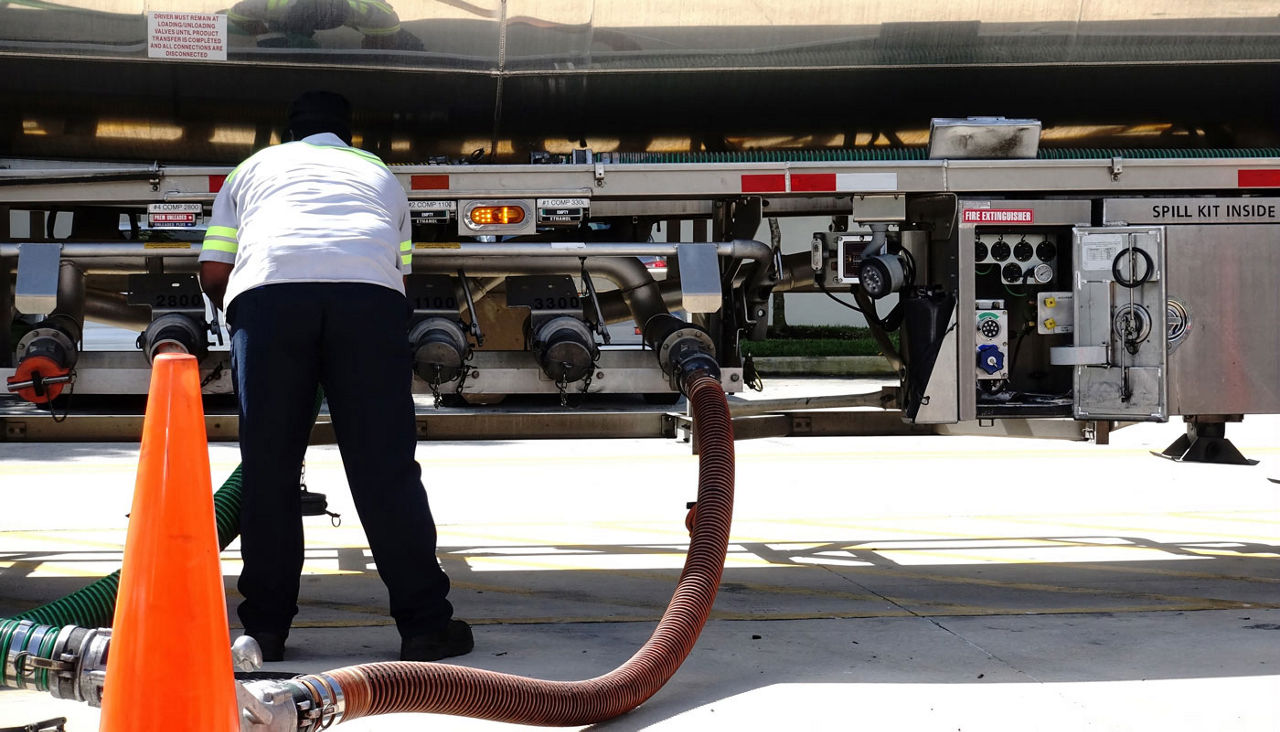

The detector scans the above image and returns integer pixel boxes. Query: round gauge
[1033,263,1054,284]
[975,240,989,262]
[1013,239,1034,262]
[979,319,1001,338]
[990,240,1011,261]
[1002,263,1023,282]
[1036,240,1057,261]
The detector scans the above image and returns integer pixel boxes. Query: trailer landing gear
[1153,415,1257,466]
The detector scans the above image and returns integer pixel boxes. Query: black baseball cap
[287,90,353,144]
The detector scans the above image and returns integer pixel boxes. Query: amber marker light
[469,205,526,226]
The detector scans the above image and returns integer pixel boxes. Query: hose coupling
[137,312,209,363]
[238,675,345,732]
[0,621,110,706]
[642,314,720,393]
[532,316,599,384]
[7,317,80,404]
[237,679,301,732]
[409,316,471,386]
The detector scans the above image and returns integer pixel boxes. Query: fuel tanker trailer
[3,1,1280,456]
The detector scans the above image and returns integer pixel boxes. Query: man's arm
[200,261,233,312]
[197,160,243,312]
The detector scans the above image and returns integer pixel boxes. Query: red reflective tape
[208,175,226,193]
[411,174,450,190]
[1238,170,1280,188]
[741,174,786,193]
[790,173,837,192]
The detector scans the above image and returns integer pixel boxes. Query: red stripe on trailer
[1238,170,1280,188]
[790,173,837,192]
[411,174,451,190]
[208,175,226,193]
[741,174,786,193]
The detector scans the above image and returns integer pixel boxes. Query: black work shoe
[400,619,474,662]
[247,631,286,662]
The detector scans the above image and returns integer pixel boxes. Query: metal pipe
[0,244,202,257]
[727,389,895,418]
[422,255,669,330]
[83,289,150,331]
[0,240,772,331]
[53,261,86,339]
[0,239,772,260]
[466,276,505,304]
[770,251,819,293]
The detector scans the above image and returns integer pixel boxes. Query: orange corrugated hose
[295,372,734,726]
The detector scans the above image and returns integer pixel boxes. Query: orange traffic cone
[99,353,238,731]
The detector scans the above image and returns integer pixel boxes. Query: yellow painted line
[5,443,1280,476]
[849,567,1270,610]
[0,560,110,578]
[870,546,1184,566]
[18,440,1274,477]
[460,551,777,572]
[288,618,396,629]
[278,599,1272,629]
[995,515,1280,543]
[440,528,584,546]
[1169,511,1280,526]
[0,530,125,550]
[775,514,1280,549]
[975,507,1280,521]
[1181,547,1280,559]
[297,565,365,576]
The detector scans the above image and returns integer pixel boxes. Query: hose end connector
[137,312,210,364]
[239,674,345,731]
[0,621,110,706]
[7,316,80,404]
[643,314,720,394]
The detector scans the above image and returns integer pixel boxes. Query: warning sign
[147,203,202,229]
[962,209,1034,224]
[147,12,227,61]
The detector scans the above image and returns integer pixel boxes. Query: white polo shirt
[198,133,412,308]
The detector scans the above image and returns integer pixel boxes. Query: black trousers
[228,282,453,638]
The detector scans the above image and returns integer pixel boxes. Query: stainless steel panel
[674,243,721,314]
[1105,198,1280,225]
[1071,226,1167,421]
[422,348,677,396]
[7,2,1278,69]
[4,2,1280,163]
[0,349,234,394]
[1164,224,1280,415]
[914,311,958,424]
[14,243,61,315]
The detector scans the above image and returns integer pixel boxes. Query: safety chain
[44,370,74,424]
[199,360,225,389]
[554,374,569,407]
[553,353,599,407]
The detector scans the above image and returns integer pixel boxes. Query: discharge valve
[406,274,477,406]
[643,313,720,393]
[7,314,80,404]
[505,275,601,401]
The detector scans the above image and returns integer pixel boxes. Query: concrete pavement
[1,381,1278,730]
